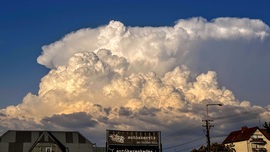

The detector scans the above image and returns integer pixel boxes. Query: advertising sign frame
[106,130,162,152]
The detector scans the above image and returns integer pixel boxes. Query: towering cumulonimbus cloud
[37,17,269,74]
[1,17,270,148]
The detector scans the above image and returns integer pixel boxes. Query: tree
[191,142,235,152]
[263,121,270,135]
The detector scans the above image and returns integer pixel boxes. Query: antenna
[259,116,261,128]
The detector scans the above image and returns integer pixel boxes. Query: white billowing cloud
[175,17,269,40]
[37,17,269,75]
[1,17,270,148]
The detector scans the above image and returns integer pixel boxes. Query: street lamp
[204,103,222,152]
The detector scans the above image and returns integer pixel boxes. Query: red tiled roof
[260,128,270,140]
[222,126,270,144]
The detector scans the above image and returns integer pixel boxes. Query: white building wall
[248,129,270,151]
[226,129,270,152]
[266,138,270,151]
[227,141,249,152]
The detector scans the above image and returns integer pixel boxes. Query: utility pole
[203,104,222,152]
[202,119,213,152]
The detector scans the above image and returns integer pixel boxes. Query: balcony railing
[250,138,267,144]
[252,148,267,152]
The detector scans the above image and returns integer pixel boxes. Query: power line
[163,111,260,151]
[164,122,202,138]
[212,111,259,121]
[163,137,204,150]
[215,114,259,125]
[174,142,206,152]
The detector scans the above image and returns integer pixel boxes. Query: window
[9,143,23,152]
[66,132,73,143]
[251,134,263,140]
[16,131,31,142]
[252,143,266,152]
[78,133,86,143]
[46,147,52,152]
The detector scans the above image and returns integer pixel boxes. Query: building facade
[223,126,270,152]
[0,130,95,152]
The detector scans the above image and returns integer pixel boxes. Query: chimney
[241,126,248,133]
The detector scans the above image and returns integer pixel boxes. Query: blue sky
[1,0,269,108]
[1,1,270,151]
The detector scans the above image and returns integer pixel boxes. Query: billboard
[107,145,159,152]
[106,130,161,152]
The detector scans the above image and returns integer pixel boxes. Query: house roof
[0,130,93,145]
[28,131,67,152]
[222,126,270,144]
